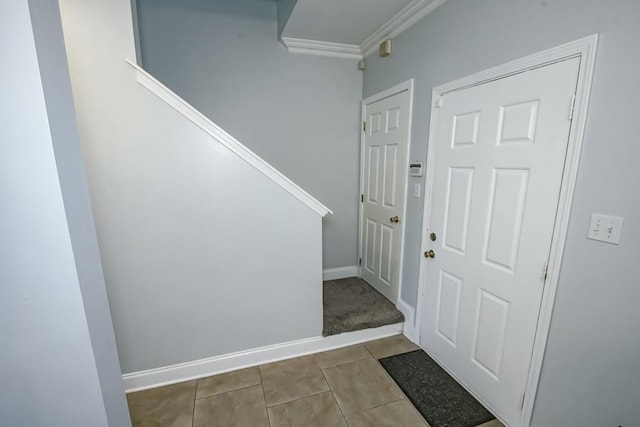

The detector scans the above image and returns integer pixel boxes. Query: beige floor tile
[314,344,372,369]
[323,358,404,415]
[193,384,268,427]
[346,399,429,427]
[268,392,347,427]
[260,355,330,406]
[127,380,196,427]
[196,367,261,399]
[476,419,504,427]
[364,334,419,359]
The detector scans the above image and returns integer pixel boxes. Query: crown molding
[360,0,448,57]
[280,0,448,60]
[280,37,362,60]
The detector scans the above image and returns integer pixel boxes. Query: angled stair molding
[280,37,362,60]
[360,0,449,57]
[125,59,332,217]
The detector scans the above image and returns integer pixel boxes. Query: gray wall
[136,0,363,270]
[276,0,298,37]
[60,0,324,375]
[363,0,640,425]
[0,1,129,425]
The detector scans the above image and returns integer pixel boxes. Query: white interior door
[360,89,410,303]
[420,57,580,425]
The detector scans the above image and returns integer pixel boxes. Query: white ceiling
[281,0,414,46]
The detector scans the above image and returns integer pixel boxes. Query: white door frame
[416,35,598,427]
[358,79,415,309]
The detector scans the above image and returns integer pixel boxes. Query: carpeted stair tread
[323,277,404,336]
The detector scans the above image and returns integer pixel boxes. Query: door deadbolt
[430,232,437,241]
[424,250,435,259]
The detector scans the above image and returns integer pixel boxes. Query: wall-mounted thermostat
[409,162,424,177]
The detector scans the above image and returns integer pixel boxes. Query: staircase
[60,0,331,388]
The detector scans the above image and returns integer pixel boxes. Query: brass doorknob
[390,216,399,223]
[424,250,435,258]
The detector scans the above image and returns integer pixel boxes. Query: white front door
[420,57,580,425]
[360,89,411,303]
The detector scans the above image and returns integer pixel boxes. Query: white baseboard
[397,298,419,344]
[322,265,358,281]
[123,323,403,393]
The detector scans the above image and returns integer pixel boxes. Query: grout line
[190,383,197,427]
[195,382,263,401]
[361,396,406,412]
[373,358,430,426]
[265,388,331,409]
[257,365,272,427]
[317,357,350,424]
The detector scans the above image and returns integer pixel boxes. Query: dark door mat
[379,350,496,427]
[323,277,404,336]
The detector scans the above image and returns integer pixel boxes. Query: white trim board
[415,34,599,427]
[397,298,418,344]
[358,79,415,308]
[123,323,403,393]
[360,0,448,57]
[124,59,332,218]
[323,266,358,281]
[280,1,448,60]
[280,37,362,60]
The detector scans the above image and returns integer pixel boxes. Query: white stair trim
[125,59,332,217]
[397,298,419,344]
[322,265,358,281]
[123,323,403,393]
[360,0,449,57]
[280,37,362,60]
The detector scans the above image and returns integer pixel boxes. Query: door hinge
[363,121,366,132]
[520,392,526,411]
[435,95,444,108]
[568,94,576,120]
[361,194,364,203]
[542,263,548,284]
[359,258,362,266]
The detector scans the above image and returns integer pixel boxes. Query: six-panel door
[421,58,581,425]
[361,90,410,303]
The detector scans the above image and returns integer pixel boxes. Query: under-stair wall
[59,0,329,385]
[135,0,363,272]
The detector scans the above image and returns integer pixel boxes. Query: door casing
[416,35,599,427]
[358,79,414,308]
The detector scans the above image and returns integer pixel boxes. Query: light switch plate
[413,183,421,198]
[587,213,624,244]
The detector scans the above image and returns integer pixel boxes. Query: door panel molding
[358,80,414,305]
[417,35,598,427]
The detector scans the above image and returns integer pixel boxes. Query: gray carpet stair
[323,277,404,336]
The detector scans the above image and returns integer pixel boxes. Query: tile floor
[127,334,504,427]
